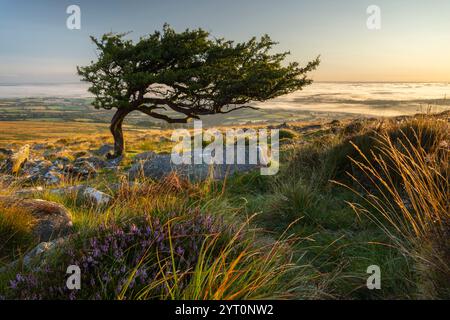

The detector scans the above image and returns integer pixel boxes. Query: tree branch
[217,105,259,114]
[137,106,195,123]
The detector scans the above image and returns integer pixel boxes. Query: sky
[1,0,450,83]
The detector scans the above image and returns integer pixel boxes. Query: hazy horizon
[2,82,449,118]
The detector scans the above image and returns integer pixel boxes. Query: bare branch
[137,106,196,123]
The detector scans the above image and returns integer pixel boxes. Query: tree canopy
[78,24,320,157]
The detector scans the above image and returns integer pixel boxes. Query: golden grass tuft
[335,114,449,298]
[0,204,37,262]
[120,216,305,300]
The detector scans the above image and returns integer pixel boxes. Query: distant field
[0,121,180,149]
[0,97,357,129]
[0,121,110,144]
[0,96,393,146]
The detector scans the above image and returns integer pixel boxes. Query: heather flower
[6,211,229,300]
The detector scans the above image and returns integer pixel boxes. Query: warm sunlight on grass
[337,116,449,298]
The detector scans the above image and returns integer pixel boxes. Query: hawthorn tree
[78,25,320,158]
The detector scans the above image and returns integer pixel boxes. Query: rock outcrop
[129,148,264,181]
[4,144,30,174]
[93,144,114,157]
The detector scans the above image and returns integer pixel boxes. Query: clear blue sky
[1,0,450,83]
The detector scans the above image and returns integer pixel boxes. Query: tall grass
[336,117,449,298]
[124,216,303,300]
[1,167,311,300]
[0,205,37,263]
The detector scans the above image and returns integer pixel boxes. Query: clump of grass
[263,180,320,230]
[222,170,272,197]
[284,133,344,186]
[337,118,449,298]
[136,137,173,154]
[279,129,297,140]
[125,216,305,300]
[295,114,448,187]
[0,205,37,262]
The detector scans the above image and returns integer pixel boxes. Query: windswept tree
[78,25,320,158]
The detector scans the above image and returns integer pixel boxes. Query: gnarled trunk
[108,108,133,159]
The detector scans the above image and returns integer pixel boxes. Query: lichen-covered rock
[50,185,112,207]
[21,159,62,185]
[64,161,97,178]
[0,196,73,242]
[128,149,262,181]
[21,238,67,267]
[105,155,123,168]
[23,159,53,177]
[82,187,112,206]
[93,144,114,157]
[1,237,68,272]
[4,144,30,174]
[43,170,62,185]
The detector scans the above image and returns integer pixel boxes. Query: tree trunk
[108,108,132,159]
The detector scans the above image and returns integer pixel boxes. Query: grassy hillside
[0,111,448,300]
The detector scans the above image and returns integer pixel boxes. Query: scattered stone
[82,187,112,206]
[93,144,114,157]
[32,143,48,151]
[43,170,62,185]
[128,148,262,181]
[1,237,69,272]
[64,161,97,178]
[106,156,123,168]
[54,156,72,165]
[21,238,66,267]
[23,159,53,176]
[14,186,45,197]
[0,196,73,242]
[50,185,112,207]
[21,159,62,185]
